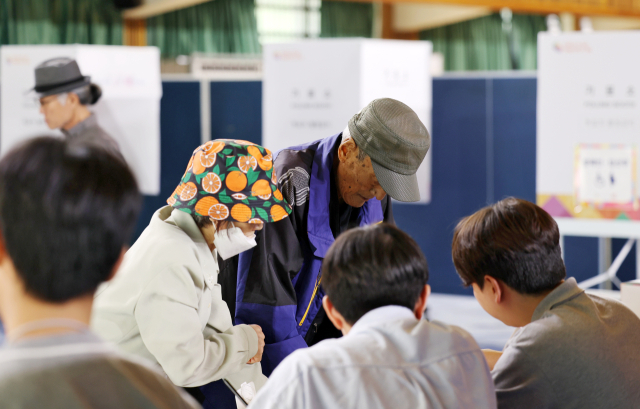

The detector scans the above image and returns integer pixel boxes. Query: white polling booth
[537,31,640,288]
[262,39,433,203]
[0,45,162,195]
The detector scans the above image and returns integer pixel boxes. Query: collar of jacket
[155,206,219,272]
[61,113,98,138]
[307,133,384,258]
[531,277,584,322]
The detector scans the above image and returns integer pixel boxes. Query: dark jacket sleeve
[235,201,307,376]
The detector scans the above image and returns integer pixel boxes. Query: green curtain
[147,0,260,58]
[420,13,546,71]
[0,0,123,45]
[320,1,373,38]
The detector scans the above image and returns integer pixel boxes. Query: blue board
[133,81,202,241]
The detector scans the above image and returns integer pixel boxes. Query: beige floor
[426,293,514,351]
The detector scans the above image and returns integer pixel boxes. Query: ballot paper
[235,381,256,409]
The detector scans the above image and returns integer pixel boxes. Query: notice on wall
[575,145,636,207]
[262,39,432,203]
[537,32,640,221]
[0,45,162,195]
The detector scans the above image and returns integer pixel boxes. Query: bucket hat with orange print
[168,139,292,224]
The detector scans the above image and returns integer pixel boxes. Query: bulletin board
[537,32,640,227]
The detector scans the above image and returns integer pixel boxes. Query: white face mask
[213,223,257,260]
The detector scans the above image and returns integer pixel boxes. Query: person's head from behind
[452,197,566,327]
[336,98,430,208]
[0,137,141,328]
[321,223,430,333]
[33,57,102,130]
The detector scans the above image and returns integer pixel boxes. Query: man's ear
[414,284,430,320]
[67,92,81,106]
[485,275,504,304]
[337,138,356,163]
[322,295,346,331]
[106,248,127,282]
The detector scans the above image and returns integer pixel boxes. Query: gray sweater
[0,330,200,409]
[62,114,123,160]
[493,277,640,409]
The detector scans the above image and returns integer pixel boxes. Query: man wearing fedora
[230,98,431,376]
[33,57,121,158]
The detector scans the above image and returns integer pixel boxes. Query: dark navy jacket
[234,133,394,375]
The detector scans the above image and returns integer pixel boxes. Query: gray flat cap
[32,57,90,97]
[348,98,430,202]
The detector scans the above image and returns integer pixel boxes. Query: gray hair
[63,83,102,106]
[70,85,93,105]
[342,126,368,161]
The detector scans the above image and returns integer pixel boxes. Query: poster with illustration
[537,32,640,221]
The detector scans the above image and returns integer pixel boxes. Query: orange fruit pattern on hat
[195,196,219,216]
[200,151,216,168]
[192,152,207,175]
[168,140,292,223]
[226,171,247,192]
[180,182,197,201]
[271,205,288,222]
[238,156,258,173]
[251,180,271,197]
[202,173,222,194]
[209,204,229,220]
[203,140,225,155]
[248,146,273,171]
[231,203,252,222]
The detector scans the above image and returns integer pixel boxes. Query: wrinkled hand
[247,324,265,364]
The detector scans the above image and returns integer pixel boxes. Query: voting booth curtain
[147,0,260,58]
[420,13,546,71]
[0,0,122,45]
[320,0,374,38]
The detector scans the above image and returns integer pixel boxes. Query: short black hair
[322,223,429,324]
[0,137,141,302]
[452,197,566,295]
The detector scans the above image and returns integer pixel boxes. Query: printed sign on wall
[537,32,640,221]
[574,145,636,208]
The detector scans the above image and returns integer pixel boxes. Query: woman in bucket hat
[92,140,291,408]
[33,57,121,158]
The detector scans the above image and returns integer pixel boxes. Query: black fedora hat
[32,57,91,97]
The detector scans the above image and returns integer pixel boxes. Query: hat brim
[371,160,421,202]
[32,76,91,98]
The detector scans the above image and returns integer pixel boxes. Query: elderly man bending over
[231,98,431,376]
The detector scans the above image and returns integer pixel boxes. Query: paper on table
[235,381,256,409]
